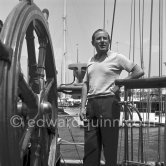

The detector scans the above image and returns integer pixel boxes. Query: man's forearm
[81,82,88,109]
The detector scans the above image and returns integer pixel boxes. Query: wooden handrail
[115,76,166,89]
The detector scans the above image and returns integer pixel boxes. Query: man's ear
[91,41,94,46]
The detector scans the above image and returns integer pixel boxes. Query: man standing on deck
[80,29,144,166]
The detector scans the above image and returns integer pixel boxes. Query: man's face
[93,31,110,54]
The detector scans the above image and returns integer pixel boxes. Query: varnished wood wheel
[0,0,60,166]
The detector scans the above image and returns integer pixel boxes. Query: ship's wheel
[0,0,60,165]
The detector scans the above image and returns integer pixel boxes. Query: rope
[110,0,117,50]
[61,139,84,148]
[58,108,83,164]
[60,153,68,166]
[66,117,83,164]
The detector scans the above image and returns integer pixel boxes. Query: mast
[103,0,106,29]
[62,0,67,85]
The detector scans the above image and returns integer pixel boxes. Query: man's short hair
[91,29,111,45]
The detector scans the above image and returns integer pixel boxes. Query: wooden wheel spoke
[37,38,47,78]
[18,72,38,109]
[41,78,54,101]
[26,22,37,89]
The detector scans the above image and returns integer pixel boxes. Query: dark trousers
[83,96,120,166]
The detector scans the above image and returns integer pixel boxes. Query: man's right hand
[79,108,88,122]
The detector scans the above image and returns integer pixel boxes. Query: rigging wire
[148,0,153,78]
[128,1,135,160]
[157,0,164,162]
[138,1,145,162]
[139,0,144,70]
[158,0,161,161]
[129,0,134,60]
[145,1,154,163]
[110,0,117,50]
[139,0,142,65]
[159,0,163,77]
[141,0,145,70]
[138,2,142,161]
[139,1,147,162]
[132,0,136,63]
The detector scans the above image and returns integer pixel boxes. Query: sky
[0,0,166,85]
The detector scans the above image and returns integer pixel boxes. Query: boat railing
[115,76,166,165]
